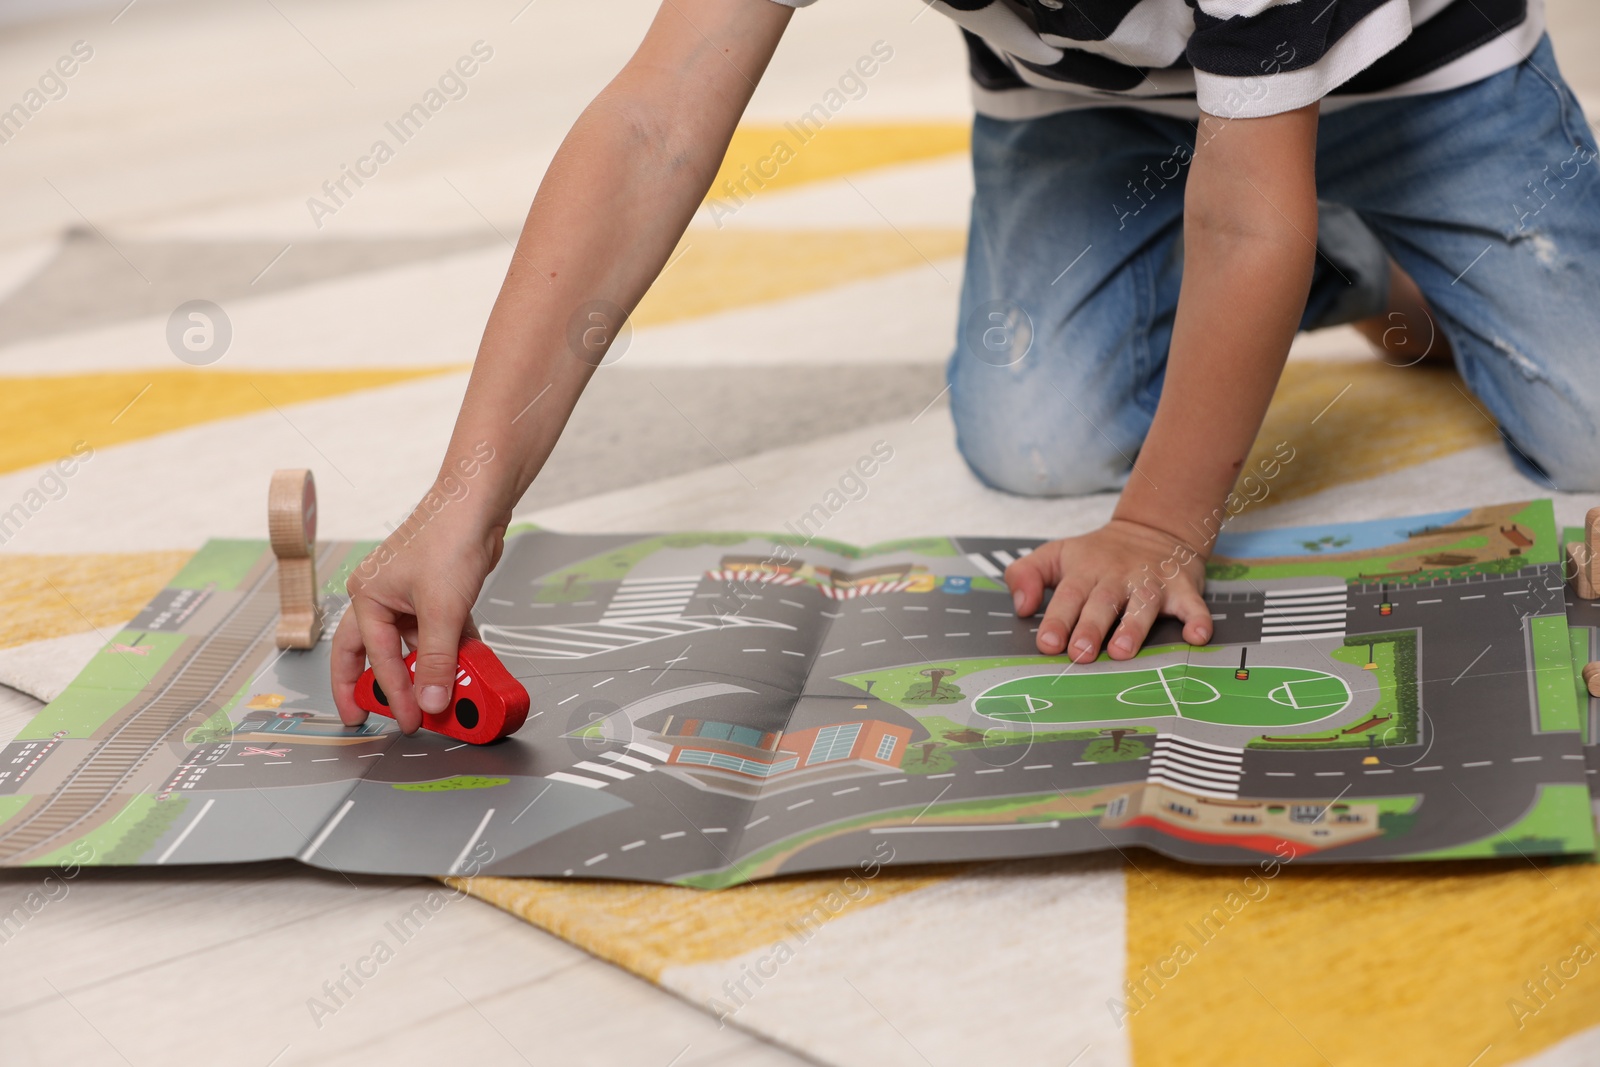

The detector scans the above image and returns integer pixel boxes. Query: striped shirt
[773,0,1545,119]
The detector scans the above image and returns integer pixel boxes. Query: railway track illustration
[0,547,337,863]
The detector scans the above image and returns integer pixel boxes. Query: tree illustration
[920,668,956,699]
[903,672,964,705]
[1081,737,1149,764]
[1101,728,1133,752]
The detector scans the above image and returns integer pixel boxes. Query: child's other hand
[1005,519,1213,662]
[329,489,509,734]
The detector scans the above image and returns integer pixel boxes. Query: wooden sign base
[269,469,322,649]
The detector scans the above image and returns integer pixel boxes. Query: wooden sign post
[1567,506,1600,600]
[269,468,322,649]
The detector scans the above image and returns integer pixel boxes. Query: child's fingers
[1004,550,1052,617]
[1035,580,1086,655]
[412,594,472,716]
[354,601,422,734]
[1167,582,1215,646]
[1107,582,1162,660]
[329,608,370,726]
[1066,582,1124,663]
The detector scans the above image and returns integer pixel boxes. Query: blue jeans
[949,36,1600,495]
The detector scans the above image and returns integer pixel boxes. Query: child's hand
[330,490,509,734]
[1005,518,1213,662]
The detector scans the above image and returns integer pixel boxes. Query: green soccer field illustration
[973,664,1353,727]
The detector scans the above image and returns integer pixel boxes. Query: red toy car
[354,637,529,744]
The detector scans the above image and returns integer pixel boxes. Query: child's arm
[1006,104,1320,661]
[331,0,793,731]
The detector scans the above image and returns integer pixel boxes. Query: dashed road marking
[1413,765,1443,772]
[1462,760,1492,767]
[788,798,814,810]
[746,815,770,828]
[974,768,1004,775]
[1511,756,1542,762]
[621,840,645,851]
[1023,764,1052,770]
[928,772,955,779]
[833,787,860,796]
[878,778,907,785]
[661,831,686,840]
[1265,771,1295,777]
[584,853,608,866]
[1314,771,1345,777]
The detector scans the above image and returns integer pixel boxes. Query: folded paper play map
[1,500,1594,885]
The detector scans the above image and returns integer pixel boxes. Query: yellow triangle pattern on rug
[445,866,967,982]
[0,550,192,649]
[1124,855,1600,1066]
[707,123,969,204]
[633,228,967,328]
[1247,360,1501,507]
[0,368,459,478]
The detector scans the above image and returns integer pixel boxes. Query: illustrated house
[652,702,917,797]
[1098,783,1385,856]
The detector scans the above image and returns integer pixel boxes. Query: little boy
[332,0,1600,732]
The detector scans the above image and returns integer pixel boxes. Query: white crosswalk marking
[967,552,1001,578]
[574,760,633,780]
[482,613,793,662]
[1259,583,1350,643]
[601,575,702,621]
[597,751,655,772]
[547,771,608,789]
[1147,734,1245,799]
[966,547,1038,579]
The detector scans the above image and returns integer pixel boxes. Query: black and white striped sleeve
[1187,0,1414,118]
